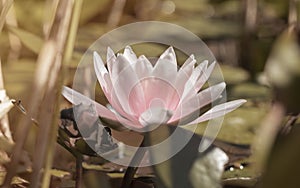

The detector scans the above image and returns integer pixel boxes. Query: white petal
[107,47,116,74]
[173,57,195,98]
[93,52,111,93]
[95,51,139,121]
[159,46,176,61]
[152,47,177,83]
[134,55,153,79]
[139,107,173,127]
[170,82,226,123]
[62,86,141,129]
[180,60,208,102]
[0,100,14,119]
[181,54,196,69]
[110,55,146,117]
[194,61,216,92]
[186,99,247,125]
[123,46,137,64]
[111,54,131,80]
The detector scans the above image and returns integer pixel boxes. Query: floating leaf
[83,170,111,188]
[211,65,250,85]
[6,26,43,54]
[82,162,109,172]
[230,83,271,100]
[49,169,70,178]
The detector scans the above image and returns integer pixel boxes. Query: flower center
[128,77,180,117]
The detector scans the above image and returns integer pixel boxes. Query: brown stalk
[42,0,83,187]
[107,0,126,29]
[0,0,13,33]
[121,136,146,188]
[2,0,22,61]
[253,102,286,173]
[29,1,73,188]
[1,0,73,187]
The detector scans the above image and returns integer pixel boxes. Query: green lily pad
[211,65,250,85]
[230,83,271,100]
[49,169,70,178]
[194,105,268,145]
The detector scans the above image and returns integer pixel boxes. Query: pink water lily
[62,46,246,131]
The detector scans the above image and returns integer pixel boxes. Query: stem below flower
[121,136,147,188]
[75,156,83,188]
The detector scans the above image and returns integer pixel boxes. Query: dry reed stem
[0,0,13,33]
[1,0,73,187]
[30,0,73,187]
[107,0,126,28]
[3,1,21,61]
[42,0,82,187]
[253,102,286,173]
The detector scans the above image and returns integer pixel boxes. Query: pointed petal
[152,47,177,83]
[167,59,195,110]
[93,51,111,93]
[107,47,116,60]
[123,46,137,64]
[111,54,131,81]
[110,55,146,116]
[170,82,226,123]
[181,54,196,69]
[62,86,141,129]
[148,47,178,108]
[94,51,138,121]
[159,46,176,63]
[180,60,208,102]
[194,61,216,92]
[107,47,116,74]
[134,55,153,79]
[174,57,195,97]
[186,99,247,125]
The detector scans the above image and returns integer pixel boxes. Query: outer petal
[110,54,146,117]
[62,86,142,129]
[169,82,226,123]
[184,99,247,125]
[179,60,208,103]
[181,54,196,69]
[93,52,111,93]
[107,47,116,75]
[94,51,134,121]
[173,54,196,97]
[167,58,195,111]
[194,61,216,92]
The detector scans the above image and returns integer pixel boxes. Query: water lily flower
[62,46,246,132]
